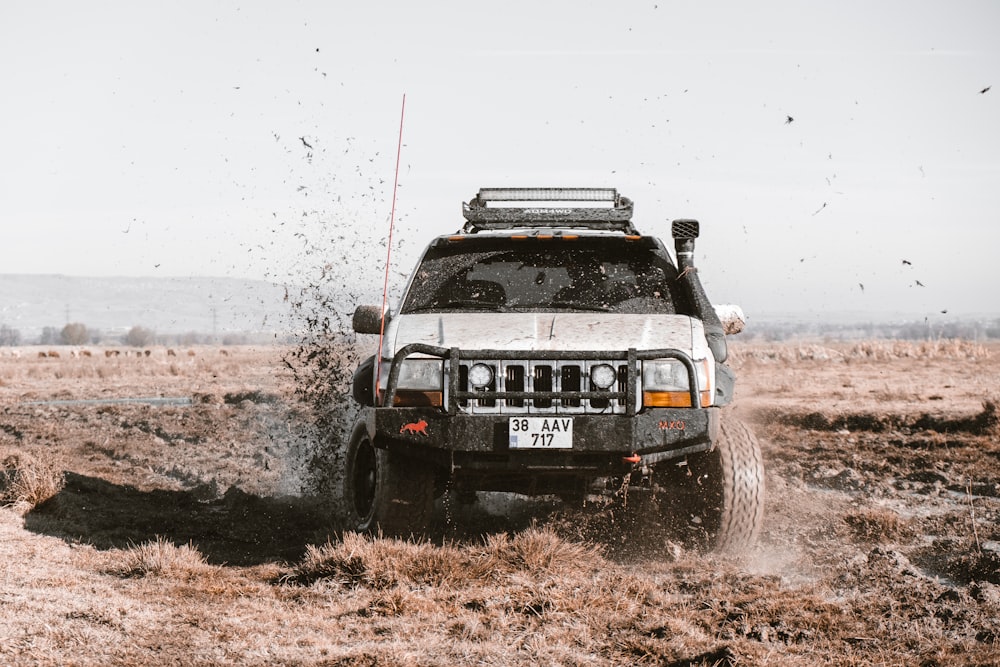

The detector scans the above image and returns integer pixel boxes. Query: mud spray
[281,287,363,508]
[253,111,410,515]
[273,200,409,511]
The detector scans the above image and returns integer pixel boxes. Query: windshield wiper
[407,300,504,312]
[547,301,611,312]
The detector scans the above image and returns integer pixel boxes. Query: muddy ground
[1,341,998,665]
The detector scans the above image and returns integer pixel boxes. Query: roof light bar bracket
[461,187,637,234]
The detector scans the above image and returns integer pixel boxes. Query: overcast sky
[1,1,997,319]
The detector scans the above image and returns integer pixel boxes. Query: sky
[1,0,998,320]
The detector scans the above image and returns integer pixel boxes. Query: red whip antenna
[375,93,406,404]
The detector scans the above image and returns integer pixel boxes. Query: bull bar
[382,343,702,414]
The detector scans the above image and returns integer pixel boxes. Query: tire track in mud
[751,403,1000,588]
[756,399,1000,436]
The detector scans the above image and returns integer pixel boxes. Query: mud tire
[655,415,764,553]
[343,421,434,537]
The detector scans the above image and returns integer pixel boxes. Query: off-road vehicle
[348,188,763,552]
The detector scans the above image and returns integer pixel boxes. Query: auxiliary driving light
[477,187,617,203]
[468,363,494,389]
[590,363,618,390]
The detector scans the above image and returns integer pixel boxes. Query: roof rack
[461,187,637,233]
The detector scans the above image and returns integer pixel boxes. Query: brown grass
[290,531,478,588]
[0,448,64,511]
[289,527,605,590]
[729,338,993,364]
[0,345,291,404]
[843,508,913,543]
[284,528,685,664]
[106,536,216,579]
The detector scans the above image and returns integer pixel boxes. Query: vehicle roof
[430,227,664,248]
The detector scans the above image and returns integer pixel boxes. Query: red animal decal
[399,419,429,436]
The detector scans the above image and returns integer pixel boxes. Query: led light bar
[476,188,618,203]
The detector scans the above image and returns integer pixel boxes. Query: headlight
[590,363,617,389]
[396,358,444,390]
[468,363,494,389]
[379,357,445,408]
[641,359,713,408]
[642,360,691,391]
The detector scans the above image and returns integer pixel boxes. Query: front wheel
[653,415,765,553]
[343,421,434,537]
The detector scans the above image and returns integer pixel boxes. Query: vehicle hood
[384,312,709,359]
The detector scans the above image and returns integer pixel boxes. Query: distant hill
[0,275,295,341]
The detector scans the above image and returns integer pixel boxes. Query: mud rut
[755,406,1000,587]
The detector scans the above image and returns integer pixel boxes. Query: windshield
[400,238,687,315]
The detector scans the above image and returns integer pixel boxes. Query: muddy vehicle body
[348,188,763,551]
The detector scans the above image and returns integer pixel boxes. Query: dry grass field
[1,341,999,666]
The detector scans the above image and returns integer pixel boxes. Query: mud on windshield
[400,238,688,315]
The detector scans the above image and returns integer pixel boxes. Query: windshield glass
[400,238,687,314]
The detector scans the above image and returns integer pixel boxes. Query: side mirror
[352,305,389,334]
[714,304,745,335]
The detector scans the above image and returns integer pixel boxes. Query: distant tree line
[7,318,997,346]
[0,322,264,346]
[0,324,21,346]
[743,318,1000,342]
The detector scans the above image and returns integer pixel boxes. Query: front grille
[457,360,630,414]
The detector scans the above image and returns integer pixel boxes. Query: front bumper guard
[382,343,703,416]
[370,344,716,469]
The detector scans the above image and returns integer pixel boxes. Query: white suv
[347,188,763,552]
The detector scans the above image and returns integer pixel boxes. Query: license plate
[508,417,573,449]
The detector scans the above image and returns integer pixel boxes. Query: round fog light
[468,363,494,389]
[590,363,617,389]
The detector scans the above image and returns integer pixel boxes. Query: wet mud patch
[911,537,1000,586]
[0,423,25,440]
[115,417,205,445]
[755,407,1000,505]
[758,400,1000,436]
[223,390,281,405]
[436,491,718,563]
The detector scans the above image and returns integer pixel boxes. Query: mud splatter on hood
[383,312,707,358]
